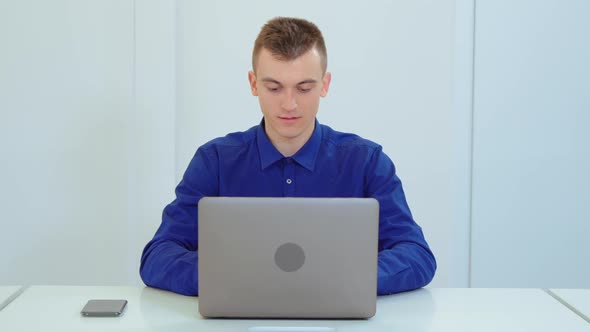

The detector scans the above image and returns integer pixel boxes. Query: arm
[366,146,436,295]
[140,147,219,295]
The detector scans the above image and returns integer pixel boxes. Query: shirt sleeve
[139,147,219,295]
[365,146,437,295]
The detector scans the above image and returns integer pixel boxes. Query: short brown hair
[252,17,327,73]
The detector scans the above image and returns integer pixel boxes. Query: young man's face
[248,47,331,147]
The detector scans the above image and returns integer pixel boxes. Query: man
[140,17,436,296]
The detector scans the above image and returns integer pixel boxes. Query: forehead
[256,48,324,83]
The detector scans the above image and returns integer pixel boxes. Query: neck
[265,124,315,157]
[272,139,306,157]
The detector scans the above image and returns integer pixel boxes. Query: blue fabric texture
[140,119,436,295]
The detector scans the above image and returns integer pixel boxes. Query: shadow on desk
[139,286,199,318]
[138,286,435,332]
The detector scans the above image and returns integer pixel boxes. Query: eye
[267,87,280,93]
[298,84,315,93]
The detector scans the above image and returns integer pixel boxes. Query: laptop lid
[198,197,379,319]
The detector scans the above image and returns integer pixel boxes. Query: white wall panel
[471,0,590,287]
[130,0,177,285]
[0,0,177,286]
[0,0,135,284]
[451,0,476,287]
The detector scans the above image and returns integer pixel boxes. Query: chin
[277,129,304,139]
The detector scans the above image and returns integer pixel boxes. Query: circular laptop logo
[274,243,305,272]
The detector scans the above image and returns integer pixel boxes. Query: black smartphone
[81,299,128,317]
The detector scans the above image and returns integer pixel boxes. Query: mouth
[278,116,301,122]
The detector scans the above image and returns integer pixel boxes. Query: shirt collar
[257,118,322,172]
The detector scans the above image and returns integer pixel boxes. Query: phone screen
[81,299,128,317]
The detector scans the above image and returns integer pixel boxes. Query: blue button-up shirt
[140,120,436,295]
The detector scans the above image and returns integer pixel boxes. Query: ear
[248,71,258,96]
[320,72,332,97]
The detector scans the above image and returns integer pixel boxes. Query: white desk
[0,286,23,311]
[1,286,589,331]
[550,289,590,323]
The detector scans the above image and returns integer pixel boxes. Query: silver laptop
[197,197,379,319]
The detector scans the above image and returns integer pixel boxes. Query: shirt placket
[283,157,295,197]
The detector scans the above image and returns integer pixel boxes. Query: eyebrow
[260,78,318,85]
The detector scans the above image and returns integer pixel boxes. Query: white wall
[2,0,586,289]
[0,0,176,285]
[1,0,133,284]
[470,0,590,287]
[176,0,463,287]
[131,1,177,286]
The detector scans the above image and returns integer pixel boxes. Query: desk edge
[0,286,29,312]
[545,289,590,324]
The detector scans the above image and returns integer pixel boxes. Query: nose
[281,90,297,111]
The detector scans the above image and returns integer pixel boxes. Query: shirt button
[286,178,293,184]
